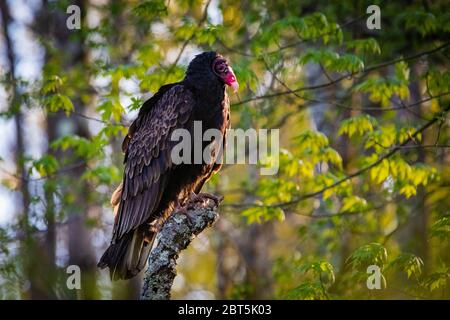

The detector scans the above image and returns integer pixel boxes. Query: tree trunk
[0,0,47,299]
[410,63,429,268]
[36,0,98,299]
[238,167,274,299]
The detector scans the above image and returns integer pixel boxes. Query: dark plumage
[98,52,237,280]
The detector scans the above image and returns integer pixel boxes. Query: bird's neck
[182,77,226,116]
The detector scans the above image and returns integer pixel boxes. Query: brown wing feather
[112,85,195,242]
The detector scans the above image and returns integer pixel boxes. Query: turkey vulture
[98,52,238,280]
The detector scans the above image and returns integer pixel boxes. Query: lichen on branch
[140,201,219,300]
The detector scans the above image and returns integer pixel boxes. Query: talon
[178,207,195,225]
[187,192,204,204]
[174,200,195,225]
[189,192,223,207]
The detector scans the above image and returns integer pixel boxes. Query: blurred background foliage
[0,0,449,299]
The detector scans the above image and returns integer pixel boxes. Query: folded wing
[112,84,195,243]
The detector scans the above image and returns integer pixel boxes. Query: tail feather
[98,226,157,280]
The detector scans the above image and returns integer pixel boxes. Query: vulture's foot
[187,192,223,208]
[174,201,195,225]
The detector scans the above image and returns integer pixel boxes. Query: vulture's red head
[185,51,239,93]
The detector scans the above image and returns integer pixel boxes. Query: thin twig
[262,55,449,119]
[219,14,367,58]
[0,161,86,182]
[70,111,128,126]
[225,105,450,209]
[164,0,212,79]
[232,42,450,107]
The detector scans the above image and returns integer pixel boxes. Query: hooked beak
[224,66,239,93]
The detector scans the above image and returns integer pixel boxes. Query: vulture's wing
[112,84,194,242]
[121,83,179,153]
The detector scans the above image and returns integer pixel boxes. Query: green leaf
[300,48,364,73]
[195,24,224,45]
[242,206,285,224]
[347,243,388,270]
[44,94,74,115]
[132,0,167,19]
[286,282,327,300]
[340,196,368,213]
[346,38,381,55]
[338,114,378,138]
[370,158,390,184]
[293,130,329,153]
[42,75,64,94]
[430,216,450,239]
[422,270,449,292]
[399,11,436,36]
[299,261,335,285]
[32,155,58,177]
[388,253,424,279]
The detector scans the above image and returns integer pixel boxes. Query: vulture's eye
[213,60,228,75]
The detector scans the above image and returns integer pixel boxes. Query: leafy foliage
[0,0,449,300]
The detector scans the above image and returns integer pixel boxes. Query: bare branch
[319,63,334,83]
